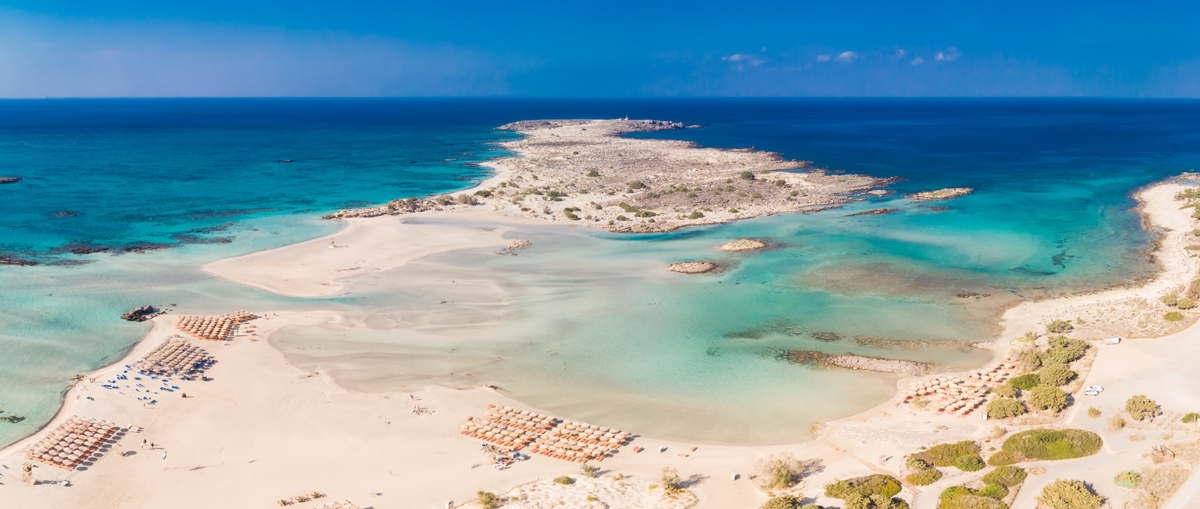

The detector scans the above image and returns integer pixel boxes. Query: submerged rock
[0,254,38,266]
[121,306,162,322]
[780,349,931,376]
[496,239,532,256]
[847,208,901,217]
[0,177,22,185]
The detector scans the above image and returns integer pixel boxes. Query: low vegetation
[991,384,1019,398]
[1165,311,1184,322]
[955,455,986,472]
[1036,479,1103,509]
[1114,470,1141,488]
[937,486,1007,509]
[553,476,574,485]
[1046,319,1073,334]
[1044,335,1088,365]
[988,429,1102,466]
[824,474,902,500]
[906,468,943,486]
[659,467,684,493]
[982,465,1028,487]
[1126,395,1161,421]
[908,441,981,468]
[1008,374,1040,391]
[1088,407,1101,418]
[1183,412,1199,423]
[762,495,803,509]
[1109,415,1126,431]
[581,464,598,478]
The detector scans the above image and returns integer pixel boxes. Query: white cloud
[817,55,831,62]
[936,47,960,61]
[724,54,747,61]
[911,57,924,65]
[837,51,857,62]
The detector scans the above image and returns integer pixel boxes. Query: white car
[1084,389,1100,396]
[1087,385,1104,392]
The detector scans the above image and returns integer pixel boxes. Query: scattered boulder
[121,306,162,322]
[496,239,532,256]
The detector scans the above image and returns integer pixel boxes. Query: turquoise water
[2,99,1194,446]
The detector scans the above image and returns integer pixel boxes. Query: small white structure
[1103,335,1122,345]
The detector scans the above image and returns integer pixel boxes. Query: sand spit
[718,239,769,252]
[906,187,973,202]
[666,261,722,274]
[325,119,896,233]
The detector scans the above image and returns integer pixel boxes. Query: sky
[2,1,1200,97]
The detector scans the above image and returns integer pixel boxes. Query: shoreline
[5,177,1200,507]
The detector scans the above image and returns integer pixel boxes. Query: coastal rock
[781,349,931,376]
[53,211,77,217]
[120,305,162,322]
[0,254,38,266]
[907,187,973,202]
[847,208,901,217]
[666,261,721,274]
[496,239,532,256]
[0,177,22,185]
[719,239,769,252]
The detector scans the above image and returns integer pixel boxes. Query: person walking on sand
[446,501,453,509]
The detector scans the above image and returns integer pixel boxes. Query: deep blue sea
[2,98,1197,445]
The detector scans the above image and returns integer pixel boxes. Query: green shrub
[1015,347,1043,372]
[956,455,986,472]
[586,169,600,177]
[977,484,1008,500]
[1179,297,1197,309]
[1044,336,1088,364]
[909,441,981,468]
[1126,395,1161,421]
[618,202,638,212]
[628,181,647,190]
[1029,385,1069,412]
[739,171,756,180]
[1087,407,1101,418]
[905,457,929,471]
[906,468,943,486]
[1182,412,1199,423]
[982,465,1027,487]
[758,453,803,490]
[615,215,629,221]
[937,487,1006,509]
[1046,320,1073,334]
[763,495,803,509]
[689,211,705,219]
[845,493,908,509]
[800,505,824,509]
[986,398,1027,419]
[1165,311,1185,322]
[477,491,499,509]
[986,451,1018,467]
[1009,374,1040,391]
[1114,471,1140,488]
[996,429,1102,463]
[1037,479,1103,509]
[1109,415,1126,430]
[581,464,599,478]
[824,474,902,499]
[991,384,1019,398]
[1162,293,1179,306]
[660,467,683,492]
[1038,364,1076,386]
[554,476,574,485]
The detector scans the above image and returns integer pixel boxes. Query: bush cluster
[1008,374,1040,391]
[824,474,902,500]
[991,384,1019,398]
[1044,336,1088,364]
[1037,479,1103,509]
[989,429,1102,465]
[908,441,981,468]
[982,466,1028,487]
[1126,395,1161,421]
[1038,364,1076,386]
[1046,319,1073,334]
[763,495,802,509]
[956,455,986,472]
[986,398,1027,419]
[1182,412,1199,423]
[1029,385,1069,413]
[906,468,943,486]
[937,486,1007,509]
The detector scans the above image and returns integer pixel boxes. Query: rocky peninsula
[325,119,896,232]
[906,187,972,202]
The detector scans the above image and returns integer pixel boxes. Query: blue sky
[2,1,1199,97]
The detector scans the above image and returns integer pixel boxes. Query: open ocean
[2,98,1197,445]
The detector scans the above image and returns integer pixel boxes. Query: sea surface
[2,98,1196,446]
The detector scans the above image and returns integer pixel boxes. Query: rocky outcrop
[848,208,901,217]
[120,306,162,322]
[907,188,973,202]
[719,239,769,252]
[781,349,931,376]
[0,177,22,185]
[496,239,532,256]
[323,197,449,220]
[666,261,722,274]
[0,254,38,266]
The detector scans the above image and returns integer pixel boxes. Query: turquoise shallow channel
[1,98,1196,446]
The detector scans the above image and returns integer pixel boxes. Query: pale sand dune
[6,180,1200,508]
